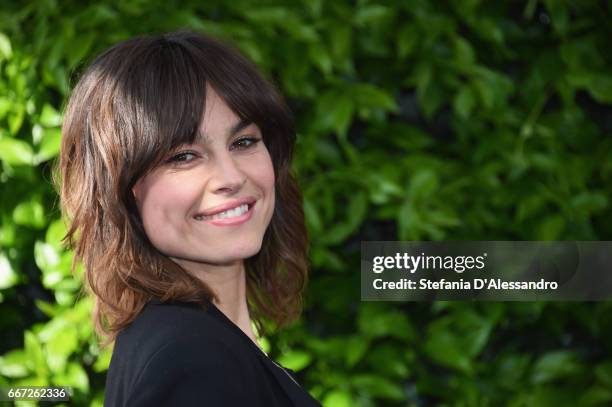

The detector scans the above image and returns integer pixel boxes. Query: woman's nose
[208,152,247,193]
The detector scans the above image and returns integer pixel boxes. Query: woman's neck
[172,258,260,347]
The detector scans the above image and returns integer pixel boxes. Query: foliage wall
[1,1,611,406]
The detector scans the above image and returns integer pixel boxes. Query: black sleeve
[126,335,249,406]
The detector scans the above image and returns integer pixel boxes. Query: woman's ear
[131,181,140,203]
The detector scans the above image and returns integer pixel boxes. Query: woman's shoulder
[113,298,238,358]
[124,332,249,406]
[124,299,216,334]
[105,299,250,406]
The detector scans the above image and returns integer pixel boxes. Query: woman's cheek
[138,175,196,231]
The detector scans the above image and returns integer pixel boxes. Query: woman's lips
[195,201,255,226]
[194,196,257,218]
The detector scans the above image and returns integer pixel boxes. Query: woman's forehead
[194,118,257,145]
[197,88,259,141]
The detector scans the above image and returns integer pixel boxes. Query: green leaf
[453,85,475,119]
[475,18,504,44]
[560,39,602,71]
[586,74,612,103]
[531,350,582,384]
[0,137,34,166]
[367,344,410,378]
[496,353,531,387]
[310,246,346,271]
[25,331,48,377]
[358,304,416,341]
[46,324,78,373]
[418,77,445,119]
[323,390,353,407]
[0,97,10,119]
[13,200,46,229]
[454,36,475,67]
[66,32,95,68]
[286,24,318,42]
[398,199,420,240]
[320,191,367,245]
[39,104,63,127]
[474,78,496,109]
[54,362,89,392]
[303,196,322,235]
[277,350,312,372]
[8,105,25,135]
[350,84,398,112]
[242,7,291,24]
[536,215,565,240]
[567,72,612,104]
[472,68,514,110]
[315,138,342,164]
[0,252,18,289]
[257,336,271,356]
[35,300,58,317]
[0,349,29,378]
[46,219,68,249]
[409,169,439,203]
[0,32,12,60]
[345,336,369,367]
[314,91,354,138]
[35,127,62,163]
[570,192,609,216]
[350,374,404,401]
[423,326,473,374]
[354,5,392,26]
[308,42,332,75]
[595,361,612,388]
[580,386,612,405]
[423,309,495,374]
[35,241,61,273]
[93,347,113,373]
[397,25,418,58]
[329,26,351,63]
[0,212,16,246]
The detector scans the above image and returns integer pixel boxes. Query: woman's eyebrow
[227,118,254,137]
[195,119,254,144]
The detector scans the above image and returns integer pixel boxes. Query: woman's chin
[180,243,264,266]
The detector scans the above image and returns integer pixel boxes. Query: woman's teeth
[194,204,249,221]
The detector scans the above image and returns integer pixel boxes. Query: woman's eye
[167,151,197,164]
[232,136,261,150]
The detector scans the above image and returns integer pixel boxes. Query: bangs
[159,32,295,172]
[87,31,294,186]
[115,38,207,173]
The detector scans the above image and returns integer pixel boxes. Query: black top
[104,298,322,406]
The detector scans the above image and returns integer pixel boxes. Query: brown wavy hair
[55,30,309,346]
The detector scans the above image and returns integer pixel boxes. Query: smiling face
[132,87,275,270]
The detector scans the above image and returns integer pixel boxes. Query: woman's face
[132,87,275,269]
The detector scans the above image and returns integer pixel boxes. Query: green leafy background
[1,1,611,406]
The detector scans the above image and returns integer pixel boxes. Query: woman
[58,30,321,406]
